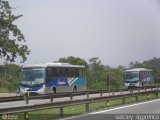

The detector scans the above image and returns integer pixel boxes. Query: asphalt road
[62,99,160,120]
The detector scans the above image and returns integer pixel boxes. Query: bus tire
[52,87,56,94]
[149,82,151,86]
[73,86,77,92]
[142,83,143,87]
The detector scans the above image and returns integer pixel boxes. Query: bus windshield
[21,68,45,86]
[125,72,139,81]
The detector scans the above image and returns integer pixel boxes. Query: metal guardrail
[0,86,160,119]
[0,84,160,103]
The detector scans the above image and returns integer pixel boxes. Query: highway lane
[62,99,160,120]
[0,88,158,109]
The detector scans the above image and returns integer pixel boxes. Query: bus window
[75,68,79,77]
[57,68,64,77]
[46,68,52,80]
[52,68,57,77]
[79,69,83,76]
[68,68,74,77]
[64,68,69,77]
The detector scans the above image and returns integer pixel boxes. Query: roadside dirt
[0,93,16,97]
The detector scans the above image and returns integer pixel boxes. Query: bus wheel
[73,86,77,92]
[52,87,56,94]
[142,83,143,87]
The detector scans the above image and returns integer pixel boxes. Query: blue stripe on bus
[46,77,86,87]
[70,77,86,86]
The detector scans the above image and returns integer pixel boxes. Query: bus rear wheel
[142,83,144,87]
[73,86,77,92]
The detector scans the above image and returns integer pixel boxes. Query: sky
[8,0,160,67]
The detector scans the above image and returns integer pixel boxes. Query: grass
[0,93,159,120]
[0,87,10,93]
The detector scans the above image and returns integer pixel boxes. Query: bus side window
[69,68,74,77]
[79,69,83,76]
[64,68,69,77]
[58,68,64,77]
[46,68,52,80]
[52,68,57,77]
[75,68,79,77]
[140,72,142,80]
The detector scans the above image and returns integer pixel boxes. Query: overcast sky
[9,0,160,67]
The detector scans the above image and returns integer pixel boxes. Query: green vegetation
[87,69,124,90]
[0,0,30,62]
[58,56,88,69]
[0,64,21,92]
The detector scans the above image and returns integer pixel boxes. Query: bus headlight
[37,85,45,94]
[135,81,140,86]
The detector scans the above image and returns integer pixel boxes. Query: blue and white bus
[19,63,86,95]
[124,68,154,88]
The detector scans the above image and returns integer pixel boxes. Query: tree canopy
[89,57,104,71]
[58,56,88,68]
[0,0,30,62]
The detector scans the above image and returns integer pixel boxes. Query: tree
[58,56,88,68]
[0,0,30,62]
[88,57,104,71]
[117,65,125,70]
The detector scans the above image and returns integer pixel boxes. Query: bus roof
[22,63,85,68]
[126,68,153,72]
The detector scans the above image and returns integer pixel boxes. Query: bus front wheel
[52,87,56,94]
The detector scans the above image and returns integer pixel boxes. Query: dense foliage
[0,0,30,62]
[0,64,21,92]
[58,56,88,69]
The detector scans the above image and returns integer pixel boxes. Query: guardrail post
[24,112,29,120]
[100,91,103,97]
[135,96,138,102]
[70,94,73,100]
[112,90,114,96]
[151,87,153,91]
[138,88,139,93]
[130,89,132,94]
[157,85,158,90]
[50,94,53,102]
[108,89,110,96]
[25,94,29,104]
[122,98,125,104]
[145,87,146,92]
[120,90,122,95]
[86,103,89,112]
[60,107,64,117]
[87,92,89,99]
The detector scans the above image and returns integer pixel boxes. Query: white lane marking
[91,98,160,114]
[60,98,160,120]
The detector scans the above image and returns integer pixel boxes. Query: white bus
[125,68,154,88]
[19,63,86,95]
